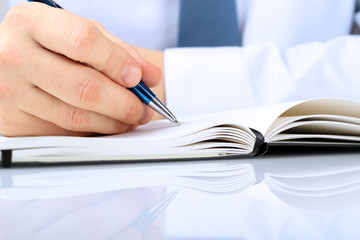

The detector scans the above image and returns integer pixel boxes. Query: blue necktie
[177,0,240,47]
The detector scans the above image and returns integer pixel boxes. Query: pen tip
[174,120,181,126]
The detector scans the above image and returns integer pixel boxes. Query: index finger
[8,2,142,88]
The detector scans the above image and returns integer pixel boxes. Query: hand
[0,3,162,136]
[89,22,166,120]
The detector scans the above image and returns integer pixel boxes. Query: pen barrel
[128,81,155,104]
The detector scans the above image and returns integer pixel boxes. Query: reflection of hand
[0,187,165,240]
[0,2,162,137]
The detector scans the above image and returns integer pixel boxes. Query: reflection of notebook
[2,152,360,212]
[1,98,360,167]
[0,161,255,200]
[261,153,360,211]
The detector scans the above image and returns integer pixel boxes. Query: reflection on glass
[2,153,360,211]
[0,187,168,240]
[260,153,360,211]
[2,151,360,239]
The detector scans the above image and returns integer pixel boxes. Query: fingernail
[121,64,142,87]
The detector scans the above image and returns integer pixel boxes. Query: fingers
[0,102,83,136]
[20,46,154,126]
[0,75,150,136]
[0,45,151,136]
[5,3,142,88]
[0,3,161,136]
[16,86,138,135]
[90,20,163,89]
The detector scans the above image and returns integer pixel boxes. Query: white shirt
[4,0,360,117]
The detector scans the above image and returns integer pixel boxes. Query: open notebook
[1,98,360,167]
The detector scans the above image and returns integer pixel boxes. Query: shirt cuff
[164,47,252,117]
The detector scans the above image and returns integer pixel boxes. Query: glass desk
[1,148,360,240]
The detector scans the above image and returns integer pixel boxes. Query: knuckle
[76,78,101,107]
[68,107,90,131]
[0,44,23,70]
[108,46,127,78]
[121,100,142,123]
[66,20,98,59]
[4,3,33,27]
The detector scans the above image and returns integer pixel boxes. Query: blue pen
[28,0,180,126]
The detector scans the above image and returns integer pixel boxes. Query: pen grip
[128,81,155,105]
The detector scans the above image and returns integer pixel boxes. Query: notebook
[1,98,360,167]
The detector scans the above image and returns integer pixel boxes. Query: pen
[28,0,180,126]
[131,189,179,231]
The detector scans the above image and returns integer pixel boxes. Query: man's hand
[0,3,162,136]
[89,21,166,120]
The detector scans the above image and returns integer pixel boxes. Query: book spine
[250,128,268,156]
[1,150,12,168]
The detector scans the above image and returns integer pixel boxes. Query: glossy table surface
[1,148,360,240]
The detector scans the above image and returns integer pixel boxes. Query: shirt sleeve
[164,36,360,117]
[164,47,252,117]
